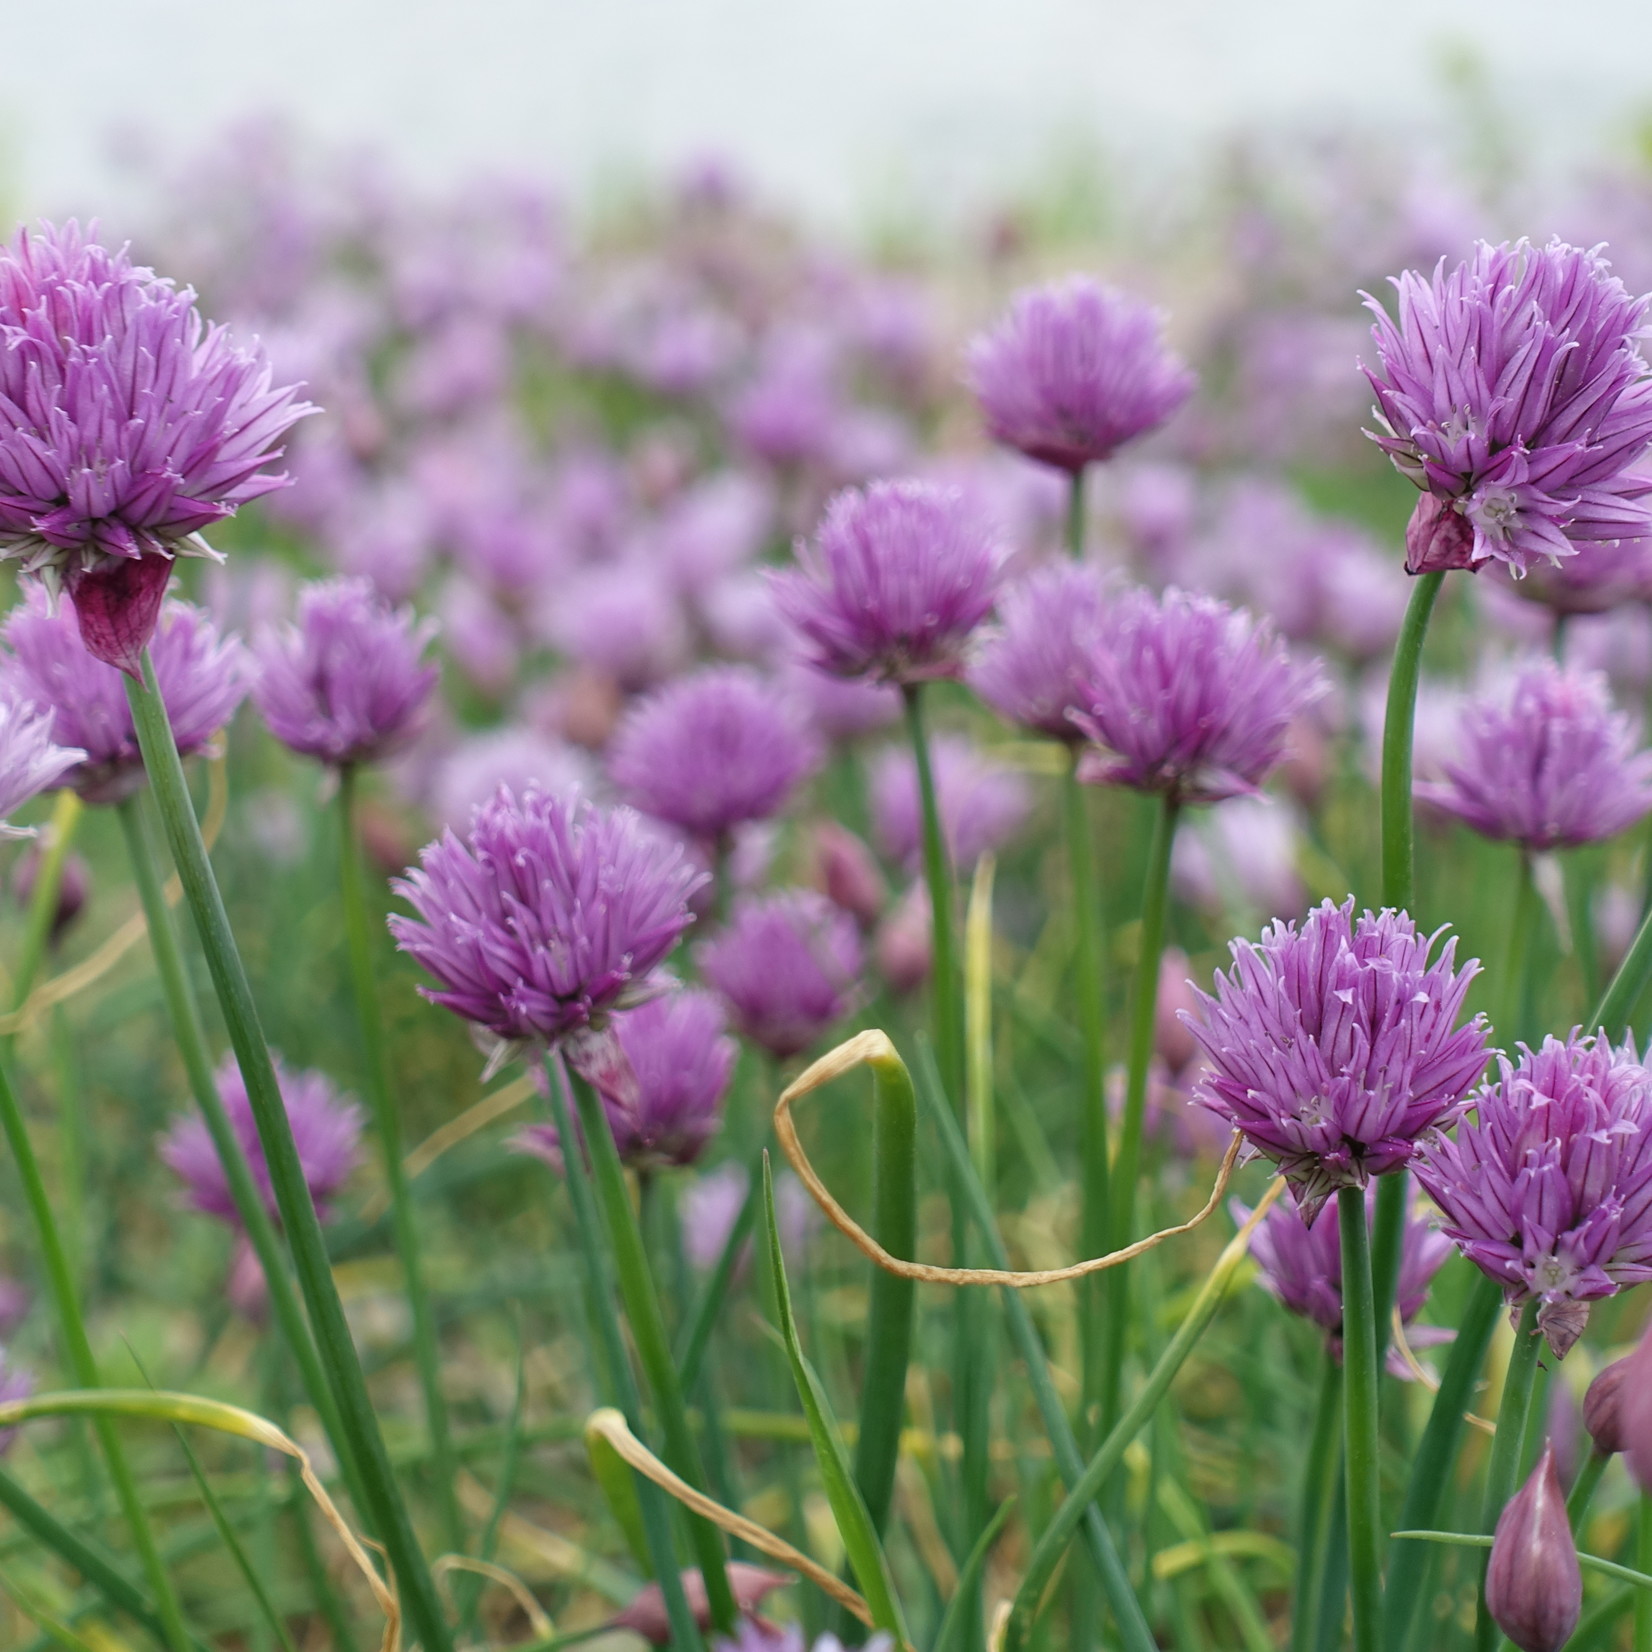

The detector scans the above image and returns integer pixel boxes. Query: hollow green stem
[1568,1452,1609,1532]
[1475,1300,1542,1652]
[849,1043,916,1536]
[1593,899,1652,1039]
[337,765,462,1554]
[902,683,963,1108]
[1101,790,1178,1432]
[114,795,366,1522]
[565,1065,737,1631]
[541,1060,704,1652]
[1065,754,1111,1439]
[1381,570,1444,912]
[1292,1356,1344,1652]
[122,656,453,1652]
[1340,1185,1384,1652]
[1065,467,1087,559]
[1504,852,1541,1047]
[0,1054,190,1652]
[1384,1273,1502,1652]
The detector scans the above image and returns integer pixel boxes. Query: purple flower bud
[252,576,438,767]
[699,888,862,1061]
[608,666,821,842]
[1185,898,1488,1222]
[970,560,1110,742]
[811,820,888,930]
[0,588,248,805]
[161,1054,363,1226]
[875,882,932,996]
[514,989,734,1172]
[1485,1442,1582,1652]
[966,276,1194,472]
[1073,587,1326,805]
[1416,1031,1652,1356]
[1417,657,1652,850]
[1363,239,1652,577]
[614,1564,793,1647]
[0,223,316,673]
[1583,1355,1631,1456]
[868,735,1031,875]
[1615,1323,1652,1492]
[770,480,1002,685]
[390,788,704,1058]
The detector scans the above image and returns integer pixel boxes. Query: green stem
[1292,1356,1344,1652]
[0,1055,190,1652]
[337,765,462,1555]
[675,1143,765,1392]
[1475,1300,1543,1652]
[849,1046,917,1536]
[1384,1274,1501,1652]
[122,656,454,1652]
[1340,1185,1384,1652]
[1568,1453,1609,1532]
[1504,852,1541,1047]
[912,1042,1156,1652]
[1066,755,1110,1440]
[1593,899,1652,1039]
[566,1065,737,1631]
[1101,790,1178,1431]
[541,1060,705,1652]
[1637,1496,1652,1652]
[902,684,963,1108]
[1380,570,1444,912]
[1369,1174,1409,1375]
[1065,467,1087,559]
[8,789,80,1033]
[114,796,367,1522]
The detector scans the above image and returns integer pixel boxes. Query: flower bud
[1485,1441,1582,1652]
[875,883,931,996]
[611,1563,791,1645]
[813,821,887,930]
[1155,948,1200,1075]
[1583,1356,1630,1456]
[1617,1322,1652,1495]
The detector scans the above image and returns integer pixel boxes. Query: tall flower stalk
[124,658,455,1652]
[1339,1184,1384,1652]
[337,764,461,1551]
[1476,1303,1544,1652]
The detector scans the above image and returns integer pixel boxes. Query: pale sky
[4,0,1651,223]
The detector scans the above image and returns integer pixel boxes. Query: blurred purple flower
[253,576,438,768]
[0,1350,32,1453]
[1073,586,1326,805]
[780,658,901,744]
[1185,898,1489,1221]
[0,588,246,804]
[770,480,1001,685]
[966,276,1194,472]
[680,1160,814,1274]
[1415,1031,1652,1357]
[1171,795,1305,925]
[869,735,1031,875]
[424,725,595,832]
[515,990,735,1172]
[1362,239,1652,576]
[1507,533,1652,615]
[162,1053,363,1225]
[0,223,316,673]
[536,559,689,691]
[609,666,821,842]
[1417,657,1652,850]
[971,561,1110,741]
[699,889,862,1060]
[1234,1187,1452,1371]
[811,820,888,930]
[390,788,704,1060]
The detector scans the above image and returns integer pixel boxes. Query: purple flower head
[0,223,316,673]
[1508,533,1652,615]
[868,736,1031,875]
[1073,586,1327,805]
[515,989,735,1172]
[0,688,83,831]
[970,560,1110,741]
[1485,1443,1582,1652]
[1362,239,1652,576]
[0,587,245,804]
[424,725,595,833]
[161,1054,363,1226]
[252,576,438,767]
[1418,657,1652,851]
[1235,1187,1452,1368]
[770,480,1002,685]
[681,1160,814,1274]
[390,787,704,1061]
[699,888,862,1061]
[780,658,901,744]
[608,666,822,842]
[966,276,1195,472]
[1171,795,1306,927]
[1185,898,1490,1222]
[1414,1031,1652,1357]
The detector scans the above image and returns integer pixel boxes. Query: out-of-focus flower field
[2,104,1652,1652]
